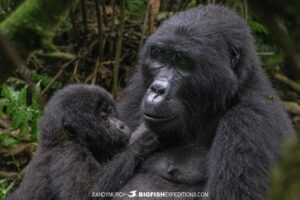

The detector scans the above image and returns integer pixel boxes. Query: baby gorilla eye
[99,103,114,127]
[100,111,108,121]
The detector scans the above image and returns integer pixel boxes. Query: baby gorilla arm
[49,127,158,200]
[91,124,160,198]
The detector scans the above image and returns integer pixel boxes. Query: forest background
[0,0,299,199]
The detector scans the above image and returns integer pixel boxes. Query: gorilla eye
[150,47,160,58]
[106,106,114,114]
[150,47,170,63]
[174,54,194,74]
[99,103,114,124]
[100,112,108,121]
[100,112,110,128]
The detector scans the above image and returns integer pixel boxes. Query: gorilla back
[117,5,295,200]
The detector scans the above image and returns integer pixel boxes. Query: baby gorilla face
[100,103,131,140]
[40,84,131,159]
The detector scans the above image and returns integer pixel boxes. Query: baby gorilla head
[39,84,130,160]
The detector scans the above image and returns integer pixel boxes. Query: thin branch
[94,0,104,58]
[139,1,151,50]
[112,0,125,94]
[41,58,78,95]
[101,0,108,26]
[109,0,116,57]
[72,61,80,83]
[91,57,100,84]
[70,8,80,46]
[80,0,88,35]
[274,73,300,93]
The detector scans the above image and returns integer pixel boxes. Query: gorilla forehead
[49,84,114,109]
[147,5,251,51]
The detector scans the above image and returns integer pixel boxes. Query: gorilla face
[139,13,241,137]
[141,46,192,136]
[99,101,131,138]
[57,85,128,138]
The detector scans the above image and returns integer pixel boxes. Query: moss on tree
[0,0,79,57]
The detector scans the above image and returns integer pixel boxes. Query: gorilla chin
[143,110,178,131]
[142,99,186,137]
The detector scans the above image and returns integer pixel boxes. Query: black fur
[117,5,295,200]
[6,84,157,200]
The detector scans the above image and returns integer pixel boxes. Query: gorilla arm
[207,99,292,200]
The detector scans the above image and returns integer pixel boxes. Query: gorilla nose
[150,80,168,96]
[146,80,170,105]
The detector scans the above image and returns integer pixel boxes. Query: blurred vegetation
[0,0,299,199]
[268,138,300,200]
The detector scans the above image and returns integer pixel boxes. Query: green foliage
[268,137,300,200]
[0,83,42,147]
[248,20,269,35]
[247,19,273,52]
[186,0,198,9]
[53,20,72,44]
[247,18,282,72]
[32,73,62,90]
[0,131,18,147]
[0,179,16,200]
[126,0,147,18]
[246,18,282,72]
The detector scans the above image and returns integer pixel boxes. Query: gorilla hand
[130,123,160,156]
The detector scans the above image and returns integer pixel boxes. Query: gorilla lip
[143,113,175,122]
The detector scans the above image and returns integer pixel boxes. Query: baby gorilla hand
[107,116,131,143]
[130,123,160,156]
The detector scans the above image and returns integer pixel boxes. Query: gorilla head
[116,7,293,198]
[40,84,130,159]
[134,6,258,141]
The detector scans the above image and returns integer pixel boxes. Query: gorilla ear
[230,46,240,69]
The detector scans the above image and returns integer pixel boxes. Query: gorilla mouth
[143,112,175,122]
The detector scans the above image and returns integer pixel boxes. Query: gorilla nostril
[150,80,169,96]
[150,85,156,92]
[157,88,165,95]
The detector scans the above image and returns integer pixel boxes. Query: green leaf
[0,99,9,112]
[126,0,147,18]
[1,136,18,147]
[32,82,42,111]
[0,82,41,139]
[248,20,269,34]
[18,86,28,105]
[11,107,31,132]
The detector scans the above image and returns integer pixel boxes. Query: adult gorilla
[117,5,295,200]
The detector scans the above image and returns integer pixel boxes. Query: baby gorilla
[6,84,131,200]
